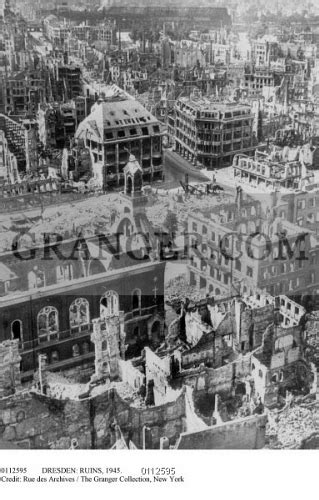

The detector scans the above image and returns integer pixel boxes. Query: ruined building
[233,149,307,191]
[75,94,164,190]
[172,94,255,169]
[0,157,165,382]
[186,188,319,303]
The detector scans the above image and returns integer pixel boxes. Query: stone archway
[100,290,119,318]
[11,320,22,342]
[147,315,164,348]
[127,176,133,194]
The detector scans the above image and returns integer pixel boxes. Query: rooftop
[177,95,252,115]
[77,96,159,136]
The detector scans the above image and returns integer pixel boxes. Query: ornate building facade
[0,156,166,382]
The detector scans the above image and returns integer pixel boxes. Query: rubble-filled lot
[146,189,233,228]
[0,188,234,254]
[267,402,319,449]
[165,273,207,305]
[42,372,145,407]
[0,194,127,253]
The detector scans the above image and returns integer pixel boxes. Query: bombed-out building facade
[172,95,255,169]
[75,95,164,190]
[0,163,165,382]
[186,189,319,305]
[2,0,319,452]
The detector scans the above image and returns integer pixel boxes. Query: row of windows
[191,246,253,278]
[10,290,142,342]
[253,364,285,383]
[191,209,258,235]
[296,197,317,210]
[262,260,305,279]
[28,264,74,291]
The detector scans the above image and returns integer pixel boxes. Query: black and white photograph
[1,0,319,472]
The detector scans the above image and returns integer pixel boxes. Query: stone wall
[176,414,267,449]
[178,354,252,396]
[0,261,166,375]
[240,304,274,351]
[0,386,187,449]
[0,390,91,449]
[92,388,186,449]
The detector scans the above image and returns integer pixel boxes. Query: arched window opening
[100,291,119,318]
[37,307,58,340]
[127,176,133,194]
[11,320,22,342]
[69,298,90,331]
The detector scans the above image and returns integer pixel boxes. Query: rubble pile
[146,195,170,226]
[0,194,128,253]
[110,381,145,408]
[43,372,146,406]
[146,190,232,228]
[31,195,121,240]
[166,274,206,304]
[45,372,87,400]
[267,404,319,448]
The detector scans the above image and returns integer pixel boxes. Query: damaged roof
[83,98,158,131]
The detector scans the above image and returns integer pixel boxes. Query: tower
[124,154,143,194]
[91,311,126,384]
[123,154,148,210]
